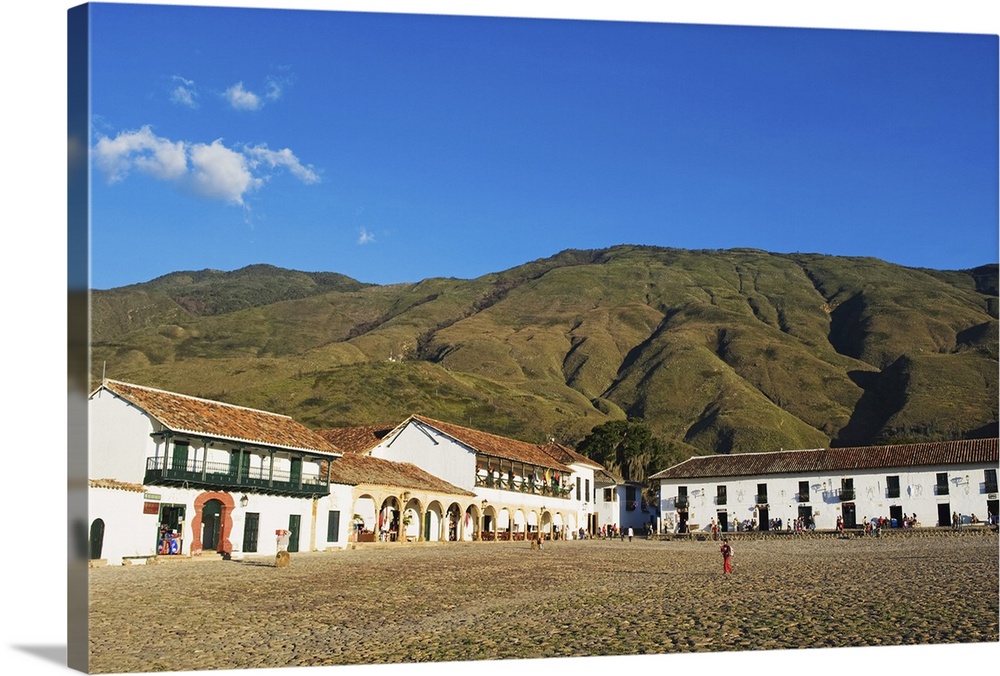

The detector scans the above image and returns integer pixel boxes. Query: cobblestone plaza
[87,532,999,674]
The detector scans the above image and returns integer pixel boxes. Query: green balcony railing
[145,456,329,497]
[474,473,571,499]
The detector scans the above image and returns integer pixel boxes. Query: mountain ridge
[90,245,999,468]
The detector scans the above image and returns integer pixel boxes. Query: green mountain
[90,245,999,468]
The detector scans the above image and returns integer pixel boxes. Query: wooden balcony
[144,456,330,497]
[475,474,572,499]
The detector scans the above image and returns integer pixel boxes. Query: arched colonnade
[349,489,577,543]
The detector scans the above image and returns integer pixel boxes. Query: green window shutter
[327,511,341,542]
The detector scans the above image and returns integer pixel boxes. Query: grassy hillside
[90,246,998,468]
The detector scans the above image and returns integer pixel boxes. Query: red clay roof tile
[97,380,340,455]
[327,453,475,495]
[652,438,999,480]
[409,415,573,471]
[317,425,395,454]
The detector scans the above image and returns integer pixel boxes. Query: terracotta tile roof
[327,453,475,496]
[651,438,999,481]
[539,441,606,471]
[317,425,395,454]
[89,478,145,493]
[408,415,573,472]
[95,380,340,455]
[589,466,622,485]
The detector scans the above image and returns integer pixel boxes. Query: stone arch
[423,500,446,542]
[481,504,498,540]
[351,493,378,542]
[191,491,236,555]
[463,502,480,541]
[564,512,579,538]
[526,510,539,539]
[378,495,402,541]
[443,502,463,541]
[551,511,564,540]
[539,509,552,540]
[497,507,512,540]
[401,495,422,542]
[513,509,527,540]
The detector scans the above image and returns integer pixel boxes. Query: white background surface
[1,2,997,675]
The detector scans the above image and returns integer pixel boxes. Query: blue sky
[87,4,998,290]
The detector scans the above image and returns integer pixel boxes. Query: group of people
[952,511,990,528]
[861,516,889,536]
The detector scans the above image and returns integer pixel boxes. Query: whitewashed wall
[88,486,159,565]
[225,491,317,556]
[596,485,619,530]
[371,422,475,489]
[318,483,355,550]
[564,462,596,534]
[617,484,656,533]
[89,390,158,482]
[659,463,999,531]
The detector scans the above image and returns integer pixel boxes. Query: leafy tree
[577,418,667,485]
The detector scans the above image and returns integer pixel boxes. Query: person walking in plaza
[627,526,633,542]
[720,538,733,575]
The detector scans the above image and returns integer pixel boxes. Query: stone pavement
[87,531,999,673]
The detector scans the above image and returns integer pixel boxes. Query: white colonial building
[88,379,352,565]
[599,480,658,535]
[651,439,999,534]
[87,380,629,563]
[360,415,615,540]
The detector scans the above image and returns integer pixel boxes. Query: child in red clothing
[720,539,733,574]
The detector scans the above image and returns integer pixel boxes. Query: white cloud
[224,81,261,111]
[244,144,320,184]
[92,126,187,183]
[265,77,283,101]
[358,227,375,245]
[93,126,319,206]
[189,139,261,204]
[170,76,198,108]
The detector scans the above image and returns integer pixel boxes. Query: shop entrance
[158,504,186,555]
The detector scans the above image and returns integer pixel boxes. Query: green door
[229,450,251,482]
[243,512,260,553]
[202,499,223,551]
[171,441,189,472]
[288,514,301,553]
[89,519,105,560]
